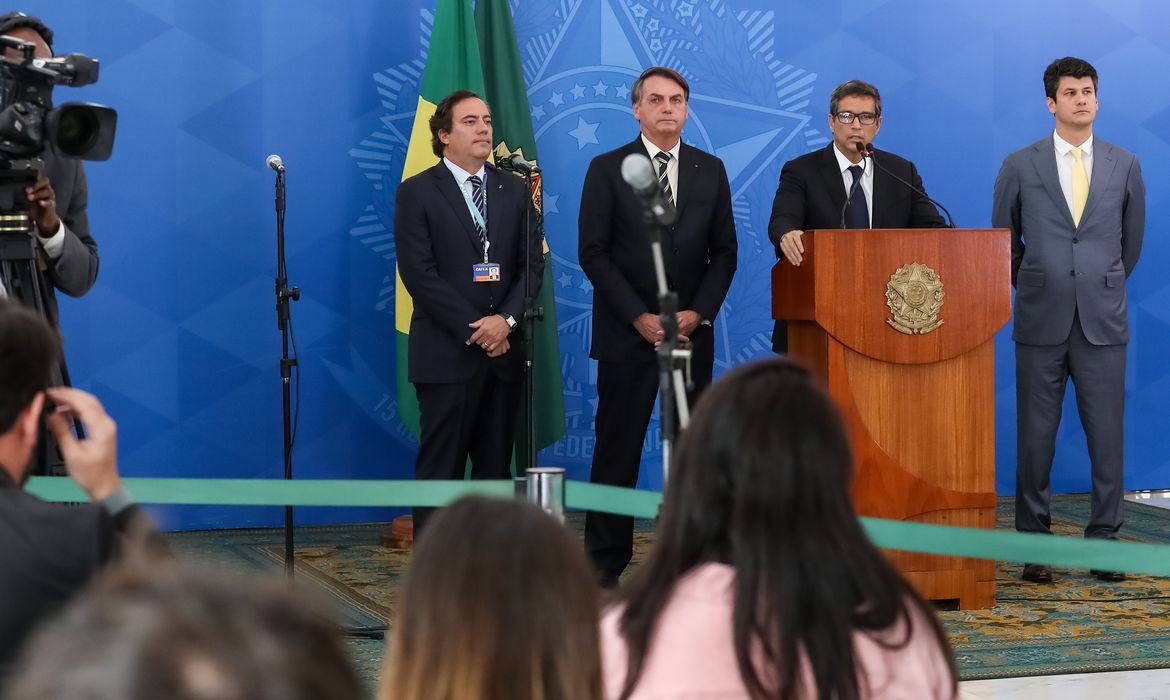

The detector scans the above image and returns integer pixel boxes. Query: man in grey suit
[993,57,1145,583]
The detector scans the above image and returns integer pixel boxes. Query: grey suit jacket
[992,135,1144,346]
[36,146,100,329]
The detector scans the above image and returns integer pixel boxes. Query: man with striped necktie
[993,57,1145,583]
[394,90,543,539]
[578,66,738,587]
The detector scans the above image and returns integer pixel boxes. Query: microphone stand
[518,168,543,473]
[272,168,300,579]
[642,209,692,487]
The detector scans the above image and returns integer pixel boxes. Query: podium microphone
[838,142,869,228]
[621,153,676,227]
[862,143,956,228]
[498,153,540,174]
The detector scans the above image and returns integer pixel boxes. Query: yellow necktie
[1071,147,1088,226]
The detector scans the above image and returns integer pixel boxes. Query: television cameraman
[0,12,99,334]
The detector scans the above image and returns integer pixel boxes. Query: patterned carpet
[166,495,1170,688]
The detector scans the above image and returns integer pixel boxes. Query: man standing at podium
[767,80,943,352]
[993,58,1144,583]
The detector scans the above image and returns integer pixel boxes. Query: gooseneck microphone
[838,142,869,228]
[266,154,286,173]
[621,152,676,226]
[498,153,540,174]
[861,143,956,228]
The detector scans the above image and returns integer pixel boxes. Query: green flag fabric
[475,0,567,452]
[394,0,486,436]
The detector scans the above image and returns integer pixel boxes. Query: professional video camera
[0,33,116,214]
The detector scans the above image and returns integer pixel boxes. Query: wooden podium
[773,228,1010,609]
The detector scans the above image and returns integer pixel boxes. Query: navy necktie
[468,174,487,248]
[844,164,869,229]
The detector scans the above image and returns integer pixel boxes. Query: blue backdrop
[36,0,1170,529]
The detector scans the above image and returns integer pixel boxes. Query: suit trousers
[1015,311,1126,539]
[586,326,714,582]
[413,364,520,540]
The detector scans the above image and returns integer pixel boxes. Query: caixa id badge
[473,262,501,282]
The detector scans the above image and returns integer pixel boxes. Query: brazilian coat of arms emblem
[885,262,944,335]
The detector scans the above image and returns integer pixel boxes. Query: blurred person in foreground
[601,358,957,700]
[0,299,154,679]
[5,560,360,700]
[380,495,602,700]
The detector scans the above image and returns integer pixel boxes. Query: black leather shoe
[1090,569,1127,582]
[1021,563,1053,582]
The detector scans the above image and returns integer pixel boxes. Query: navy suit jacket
[992,135,1144,346]
[394,161,542,384]
[578,137,737,363]
[767,143,944,249]
[767,144,944,351]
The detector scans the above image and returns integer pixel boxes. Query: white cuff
[38,220,66,259]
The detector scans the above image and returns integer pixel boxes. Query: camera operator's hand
[44,387,122,502]
[26,176,62,237]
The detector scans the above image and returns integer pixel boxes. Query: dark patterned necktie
[844,164,869,229]
[655,151,675,206]
[468,174,487,248]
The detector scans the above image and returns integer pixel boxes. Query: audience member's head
[0,299,59,483]
[612,358,956,700]
[382,495,602,700]
[5,561,361,700]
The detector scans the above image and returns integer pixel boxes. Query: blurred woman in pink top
[600,358,957,700]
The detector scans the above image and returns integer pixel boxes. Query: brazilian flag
[475,0,567,453]
[394,0,485,436]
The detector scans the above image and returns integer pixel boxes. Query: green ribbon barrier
[565,480,661,519]
[25,477,514,507]
[24,476,1170,577]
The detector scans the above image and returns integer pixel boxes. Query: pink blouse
[600,563,954,699]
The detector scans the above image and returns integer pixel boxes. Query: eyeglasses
[833,111,879,125]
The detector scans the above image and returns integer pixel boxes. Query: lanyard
[460,179,489,262]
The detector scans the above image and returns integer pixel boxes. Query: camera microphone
[266,154,286,173]
[621,152,676,227]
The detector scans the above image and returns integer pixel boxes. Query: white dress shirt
[641,133,681,204]
[833,142,873,227]
[442,157,489,246]
[1053,131,1093,217]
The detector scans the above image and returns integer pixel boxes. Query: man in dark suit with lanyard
[768,79,944,352]
[579,66,738,586]
[394,90,542,539]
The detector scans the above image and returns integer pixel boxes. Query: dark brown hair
[429,89,487,157]
[382,496,602,700]
[829,79,882,116]
[630,66,689,105]
[612,358,957,700]
[1044,57,1098,100]
[6,561,361,700]
[0,300,60,433]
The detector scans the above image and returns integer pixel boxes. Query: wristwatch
[500,314,517,331]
